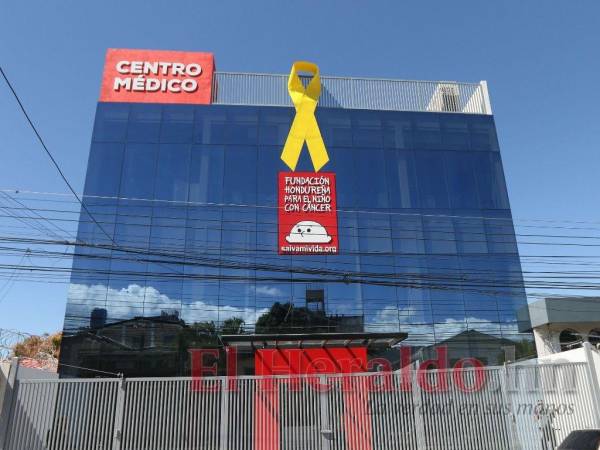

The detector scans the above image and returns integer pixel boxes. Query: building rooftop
[524,297,600,330]
[212,72,492,115]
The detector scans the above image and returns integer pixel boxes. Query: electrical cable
[0,67,116,246]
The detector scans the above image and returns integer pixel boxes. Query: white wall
[534,323,600,357]
[537,347,587,364]
[0,361,11,417]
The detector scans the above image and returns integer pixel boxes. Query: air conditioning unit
[427,82,460,112]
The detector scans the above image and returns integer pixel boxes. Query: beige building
[523,297,600,357]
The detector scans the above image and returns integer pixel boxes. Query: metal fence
[212,72,491,115]
[1,359,599,450]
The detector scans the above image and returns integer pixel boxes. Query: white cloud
[365,304,520,344]
[254,286,285,297]
[67,283,269,329]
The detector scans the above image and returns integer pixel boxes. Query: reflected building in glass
[59,65,533,377]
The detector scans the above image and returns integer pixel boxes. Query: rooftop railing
[212,72,492,115]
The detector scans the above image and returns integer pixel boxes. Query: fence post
[319,375,331,450]
[111,377,126,450]
[0,358,19,450]
[582,342,600,427]
[411,361,427,450]
[480,81,493,115]
[219,377,229,450]
[502,363,522,450]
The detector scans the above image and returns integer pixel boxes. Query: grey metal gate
[1,361,600,450]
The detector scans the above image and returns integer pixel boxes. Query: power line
[0,67,115,246]
[0,191,75,240]
[5,188,600,227]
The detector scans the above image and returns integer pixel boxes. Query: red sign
[278,172,338,255]
[255,347,367,376]
[99,48,214,104]
[254,348,371,450]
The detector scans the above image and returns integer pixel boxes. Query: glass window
[485,220,518,254]
[257,146,282,206]
[186,206,222,254]
[65,104,532,375]
[161,105,194,143]
[391,215,425,254]
[194,107,227,144]
[444,152,480,209]
[382,113,412,149]
[182,263,220,323]
[386,150,419,208]
[155,144,191,201]
[328,147,355,208]
[221,207,256,250]
[354,147,389,208]
[559,329,582,351]
[415,152,449,208]
[259,108,293,146]
[473,153,510,209]
[337,211,359,252]
[127,104,161,143]
[358,215,392,253]
[84,143,124,197]
[223,146,257,204]
[413,114,441,149]
[454,218,488,254]
[423,217,456,254]
[469,116,499,152]
[120,143,158,199]
[149,210,187,252]
[188,145,224,204]
[78,197,117,245]
[256,209,278,252]
[352,113,383,148]
[319,109,352,147]
[226,108,258,145]
[589,329,600,346]
[93,103,129,142]
[441,115,470,150]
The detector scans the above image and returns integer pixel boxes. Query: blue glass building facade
[59,101,533,376]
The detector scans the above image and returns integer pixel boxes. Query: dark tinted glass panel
[474,152,510,209]
[227,108,258,144]
[354,147,388,208]
[161,105,194,143]
[84,143,124,196]
[93,103,129,142]
[445,152,480,209]
[188,145,224,203]
[155,144,191,201]
[320,109,352,147]
[352,113,383,148]
[127,104,161,142]
[415,152,449,208]
[386,150,418,208]
[382,113,412,149]
[62,104,531,377]
[413,115,441,149]
[223,145,257,204]
[120,143,158,199]
[194,107,226,144]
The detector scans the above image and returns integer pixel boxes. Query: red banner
[254,348,370,450]
[99,48,214,104]
[278,172,338,255]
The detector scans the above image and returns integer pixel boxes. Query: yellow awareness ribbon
[280,61,329,172]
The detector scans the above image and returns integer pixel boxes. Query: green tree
[255,302,330,333]
[221,317,245,334]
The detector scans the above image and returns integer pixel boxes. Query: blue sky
[1,0,599,334]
